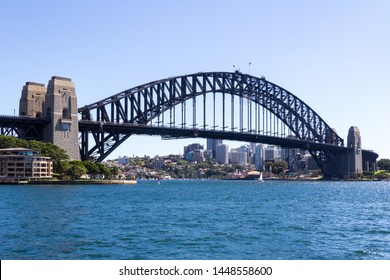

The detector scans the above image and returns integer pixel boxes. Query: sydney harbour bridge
[0,71,378,179]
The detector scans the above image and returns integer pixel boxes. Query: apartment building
[0,148,53,178]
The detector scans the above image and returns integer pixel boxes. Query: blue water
[0,180,389,260]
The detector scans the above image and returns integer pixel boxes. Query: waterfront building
[215,144,229,164]
[0,148,53,179]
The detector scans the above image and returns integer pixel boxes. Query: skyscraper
[207,139,222,158]
[265,145,278,162]
[229,148,248,165]
[255,144,264,171]
[216,144,229,164]
[184,143,204,161]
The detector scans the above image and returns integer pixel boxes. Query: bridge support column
[43,76,80,160]
[342,126,363,178]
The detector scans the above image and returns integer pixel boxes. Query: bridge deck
[79,120,348,152]
[0,115,50,125]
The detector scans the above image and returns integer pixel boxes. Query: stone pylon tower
[19,82,47,117]
[43,76,80,160]
[346,126,363,177]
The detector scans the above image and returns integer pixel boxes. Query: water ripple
[0,181,389,259]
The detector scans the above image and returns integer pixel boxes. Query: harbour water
[0,180,389,260]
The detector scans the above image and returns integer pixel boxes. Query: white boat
[258,172,263,182]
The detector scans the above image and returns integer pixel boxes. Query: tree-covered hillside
[0,135,69,162]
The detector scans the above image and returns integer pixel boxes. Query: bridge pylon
[19,82,47,118]
[344,126,363,177]
[43,76,80,160]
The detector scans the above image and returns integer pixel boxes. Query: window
[62,108,70,119]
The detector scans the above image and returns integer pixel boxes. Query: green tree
[195,162,210,169]
[373,170,390,180]
[54,160,71,179]
[66,161,88,180]
[39,142,69,162]
[0,135,18,148]
[82,161,100,176]
[174,168,185,179]
[273,160,288,174]
[110,166,120,178]
[233,164,244,171]
[95,162,111,178]
[377,158,390,171]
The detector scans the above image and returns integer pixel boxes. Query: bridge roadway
[78,120,349,152]
[0,115,50,126]
[78,121,379,164]
[0,115,50,140]
[0,115,376,156]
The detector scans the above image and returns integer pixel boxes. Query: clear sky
[1,0,389,160]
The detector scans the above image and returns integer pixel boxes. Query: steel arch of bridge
[79,71,346,177]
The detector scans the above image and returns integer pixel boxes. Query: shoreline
[0,179,137,185]
[1,177,384,185]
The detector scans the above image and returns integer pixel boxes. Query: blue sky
[1,0,389,159]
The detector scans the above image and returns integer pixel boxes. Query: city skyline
[114,139,324,178]
[119,139,305,165]
[1,1,389,160]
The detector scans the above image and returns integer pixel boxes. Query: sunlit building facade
[0,148,53,178]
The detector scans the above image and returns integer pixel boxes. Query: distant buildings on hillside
[183,138,318,173]
[118,137,320,174]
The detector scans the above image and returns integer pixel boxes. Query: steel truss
[79,72,346,177]
[0,115,49,140]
